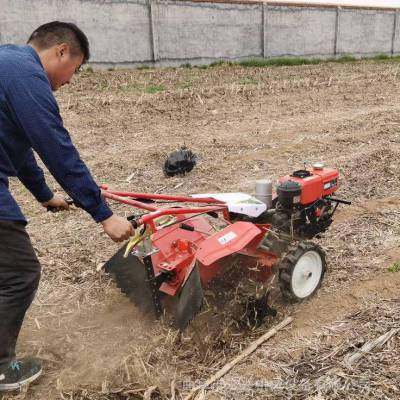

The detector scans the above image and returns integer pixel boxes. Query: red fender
[195,222,264,266]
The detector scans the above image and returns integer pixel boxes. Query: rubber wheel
[279,242,326,302]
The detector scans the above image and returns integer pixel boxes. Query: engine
[274,164,339,238]
[256,164,348,240]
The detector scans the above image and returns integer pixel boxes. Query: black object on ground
[164,148,197,177]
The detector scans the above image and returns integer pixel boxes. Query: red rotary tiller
[102,164,350,330]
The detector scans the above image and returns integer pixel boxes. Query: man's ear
[56,43,69,59]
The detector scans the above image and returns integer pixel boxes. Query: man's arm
[7,73,112,223]
[17,149,54,203]
[7,73,134,241]
[18,148,71,212]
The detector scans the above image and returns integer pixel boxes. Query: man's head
[27,21,90,91]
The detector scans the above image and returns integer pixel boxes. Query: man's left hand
[42,194,70,212]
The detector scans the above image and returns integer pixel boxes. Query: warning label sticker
[218,231,237,245]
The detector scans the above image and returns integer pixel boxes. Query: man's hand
[101,215,134,242]
[42,194,70,212]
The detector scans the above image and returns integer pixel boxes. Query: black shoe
[0,357,42,391]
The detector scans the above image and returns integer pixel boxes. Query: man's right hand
[101,215,134,242]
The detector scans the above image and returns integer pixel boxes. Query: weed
[180,63,192,69]
[373,54,391,60]
[181,56,392,70]
[238,57,319,67]
[388,262,400,273]
[334,55,357,63]
[209,60,225,67]
[369,54,400,63]
[239,76,258,85]
[120,82,165,93]
[97,80,110,91]
[144,84,165,93]
[121,83,142,92]
[137,65,150,70]
[204,54,400,70]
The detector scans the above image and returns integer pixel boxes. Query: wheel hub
[291,250,323,299]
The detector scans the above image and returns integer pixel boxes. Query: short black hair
[27,21,90,63]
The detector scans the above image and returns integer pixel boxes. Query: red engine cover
[279,166,339,205]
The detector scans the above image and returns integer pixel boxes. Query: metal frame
[101,187,230,231]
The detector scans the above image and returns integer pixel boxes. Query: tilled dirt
[2,60,400,399]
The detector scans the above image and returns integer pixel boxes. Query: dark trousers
[0,220,41,366]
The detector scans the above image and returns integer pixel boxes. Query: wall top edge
[170,0,399,11]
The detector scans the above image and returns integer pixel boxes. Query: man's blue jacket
[0,44,112,223]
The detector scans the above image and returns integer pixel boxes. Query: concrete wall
[264,5,337,57]
[1,0,153,63]
[153,1,263,61]
[0,0,398,66]
[337,9,395,55]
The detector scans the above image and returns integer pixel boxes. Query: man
[0,21,134,390]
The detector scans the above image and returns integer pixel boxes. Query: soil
[2,59,400,399]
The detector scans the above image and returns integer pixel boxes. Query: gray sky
[276,0,400,7]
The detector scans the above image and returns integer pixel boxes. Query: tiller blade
[104,245,163,317]
[174,264,204,331]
